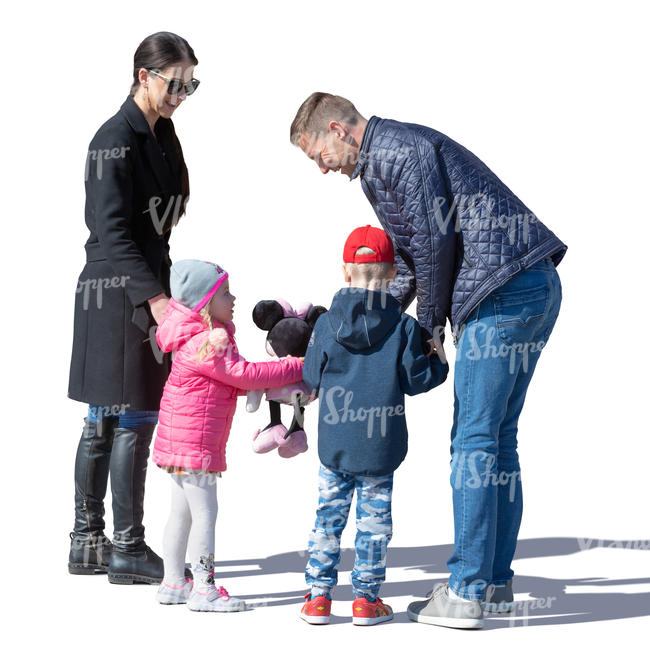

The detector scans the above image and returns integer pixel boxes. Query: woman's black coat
[68,95,189,411]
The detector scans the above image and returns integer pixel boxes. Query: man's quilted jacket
[350,116,567,339]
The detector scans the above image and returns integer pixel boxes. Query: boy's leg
[305,464,355,597]
[351,472,394,600]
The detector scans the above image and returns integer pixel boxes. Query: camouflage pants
[305,463,394,600]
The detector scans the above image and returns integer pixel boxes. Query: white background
[2,0,649,645]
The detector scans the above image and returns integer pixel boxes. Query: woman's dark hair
[130,32,198,95]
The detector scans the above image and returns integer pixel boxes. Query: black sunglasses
[148,69,200,96]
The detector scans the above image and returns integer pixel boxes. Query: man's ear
[252,300,284,331]
[329,120,346,139]
[390,264,398,281]
[342,263,351,283]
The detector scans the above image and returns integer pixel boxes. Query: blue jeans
[305,464,394,600]
[87,404,158,427]
[447,258,562,600]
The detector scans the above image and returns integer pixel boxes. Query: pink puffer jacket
[152,298,304,472]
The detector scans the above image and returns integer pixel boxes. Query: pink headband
[192,273,229,312]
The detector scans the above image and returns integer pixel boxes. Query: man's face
[298,123,359,177]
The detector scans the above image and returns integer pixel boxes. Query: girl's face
[209,279,236,323]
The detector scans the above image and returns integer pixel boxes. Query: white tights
[162,472,218,588]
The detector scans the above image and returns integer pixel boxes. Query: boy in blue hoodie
[300,225,448,626]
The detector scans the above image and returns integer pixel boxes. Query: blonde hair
[345,246,395,284]
[290,92,364,145]
[196,305,215,362]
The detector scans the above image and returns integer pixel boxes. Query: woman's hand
[148,293,169,325]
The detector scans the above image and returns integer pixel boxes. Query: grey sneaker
[407,583,484,629]
[483,580,515,613]
[186,555,246,612]
[156,577,194,605]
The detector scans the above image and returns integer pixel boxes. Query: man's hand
[148,293,169,325]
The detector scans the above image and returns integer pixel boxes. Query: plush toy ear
[305,305,328,330]
[252,300,285,331]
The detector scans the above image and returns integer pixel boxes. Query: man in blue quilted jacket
[291,93,567,629]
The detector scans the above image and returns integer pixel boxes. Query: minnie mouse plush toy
[247,299,327,458]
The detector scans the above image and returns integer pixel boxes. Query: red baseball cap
[343,225,395,264]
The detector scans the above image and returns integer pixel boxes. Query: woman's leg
[69,407,116,573]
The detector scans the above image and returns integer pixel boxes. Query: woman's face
[146,62,196,119]
[209,280,236,324]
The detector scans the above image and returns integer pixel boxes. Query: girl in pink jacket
[152,260,303,611]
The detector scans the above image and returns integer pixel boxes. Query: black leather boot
[107,423,163,584]
[69,417,115,574]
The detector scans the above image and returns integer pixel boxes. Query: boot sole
[407,609,484,629]
[68,563,108,575]
[108,572,161,585]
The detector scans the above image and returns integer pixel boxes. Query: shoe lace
[217,585,230,600]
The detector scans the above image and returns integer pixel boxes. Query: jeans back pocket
[494,286,549,346]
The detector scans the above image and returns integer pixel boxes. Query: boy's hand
[425,338,447,364]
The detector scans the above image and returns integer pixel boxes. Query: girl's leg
[161,474,192,587]
[181,473,219,590]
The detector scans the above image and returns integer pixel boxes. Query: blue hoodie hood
[326,287,402,351]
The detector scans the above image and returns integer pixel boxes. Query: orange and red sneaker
[352,596,394,626]
[300,593,331,624]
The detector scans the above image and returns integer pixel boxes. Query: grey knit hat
[170,259,229,312]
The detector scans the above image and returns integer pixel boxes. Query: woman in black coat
[68,32,199,584]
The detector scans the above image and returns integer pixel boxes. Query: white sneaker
[156,578,194,605]
[187,584,246,612]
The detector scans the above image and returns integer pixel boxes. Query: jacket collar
[120,94,151,135]
[350,115,380,181]
[119,94,175,191]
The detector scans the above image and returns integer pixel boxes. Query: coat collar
[119,94,176,191]
[350,115,380,181]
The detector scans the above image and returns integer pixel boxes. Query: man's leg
[448,261,560,601]
[491,264,562,587]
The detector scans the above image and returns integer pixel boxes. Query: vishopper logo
[87,403,130,420]
[85,146,130,181]
[144,194,187,235]
[451,451,521,503]
[429,191,538,244]
[319,385,405,438]
[76,275,130,310]
[462,322,547,374]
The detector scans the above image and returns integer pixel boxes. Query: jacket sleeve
[386,136,457,340]
[398,317,449,396]
[388,243,417,311]
[302,318,328,393]
[85,130,166,307]
[199,343,304,391]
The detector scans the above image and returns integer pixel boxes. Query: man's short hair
[290,92,364,145]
